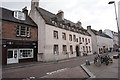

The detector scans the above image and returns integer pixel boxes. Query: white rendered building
[29,0,93,61]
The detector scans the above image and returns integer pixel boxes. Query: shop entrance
[7,49,18,64]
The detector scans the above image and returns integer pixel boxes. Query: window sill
[19,57,33,59]
[16,35,31,38]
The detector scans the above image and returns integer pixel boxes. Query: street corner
[42,66,89,78]
[81,59,118,78]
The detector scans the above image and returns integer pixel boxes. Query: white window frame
[14,11,26,20]
[16,25,31,37]
[19,49,33,59]
[20,26,26,37]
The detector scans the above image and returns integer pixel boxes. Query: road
[2,52,117,78]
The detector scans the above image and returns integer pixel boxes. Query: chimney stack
[87,25,91,30]
[31,0,39,10]
[99,30,102,33]
[22,6,28,15]
[76,21,82,28]
[57,10,64,20]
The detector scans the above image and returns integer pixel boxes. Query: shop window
[19,49,33,59]
[54,45,58,55]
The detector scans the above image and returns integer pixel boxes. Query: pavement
[82,57,119,78]
[41,52,119,78]
[3,54,94,70]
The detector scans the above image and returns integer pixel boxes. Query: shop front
[2,39,38,65]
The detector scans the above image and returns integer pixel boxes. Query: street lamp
[108,1,120,51]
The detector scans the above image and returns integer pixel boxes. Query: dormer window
[77,29,78,32]
[52,20,57,26]
[60,23,62,26]
[52,20,55,24]
[63,25,65,28]
[14,11,26,20]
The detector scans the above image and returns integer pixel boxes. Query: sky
[1,0,120,32]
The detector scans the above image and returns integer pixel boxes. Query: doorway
[7,49,18,64]
[76,46,79,56]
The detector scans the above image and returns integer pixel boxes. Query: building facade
[1,7,38,65]
[29,0,93,62]
[104,29,118,51]
[87,26,113,54]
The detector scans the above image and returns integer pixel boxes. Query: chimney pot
[22,6,28,15]
[99,30,102,33]
[87,25,91,30]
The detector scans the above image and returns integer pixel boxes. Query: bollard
[86,60,90,65]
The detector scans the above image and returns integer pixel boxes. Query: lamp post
[108,1,120,51]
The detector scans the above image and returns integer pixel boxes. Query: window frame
[26,27,30,37]
[53,30,58,39]
[85,38,87,43]
[16,25,31,37]
[69,34,72,41]
[79,37,81,43]
[63,45,67,54]
[88,39,90,43]
[73,35,76,42]
[20,26,26,37]
[53,45,59,55]
[19,49,33,59]
[62,32,66,40]
[16,25,20,36]
[70,45,73,54]
[82,38,84,42]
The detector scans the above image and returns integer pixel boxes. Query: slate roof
[0,7,37,27]
[91,29,112,39]
[36,7,91,36]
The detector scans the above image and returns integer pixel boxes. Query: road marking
[46,68,69,75]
